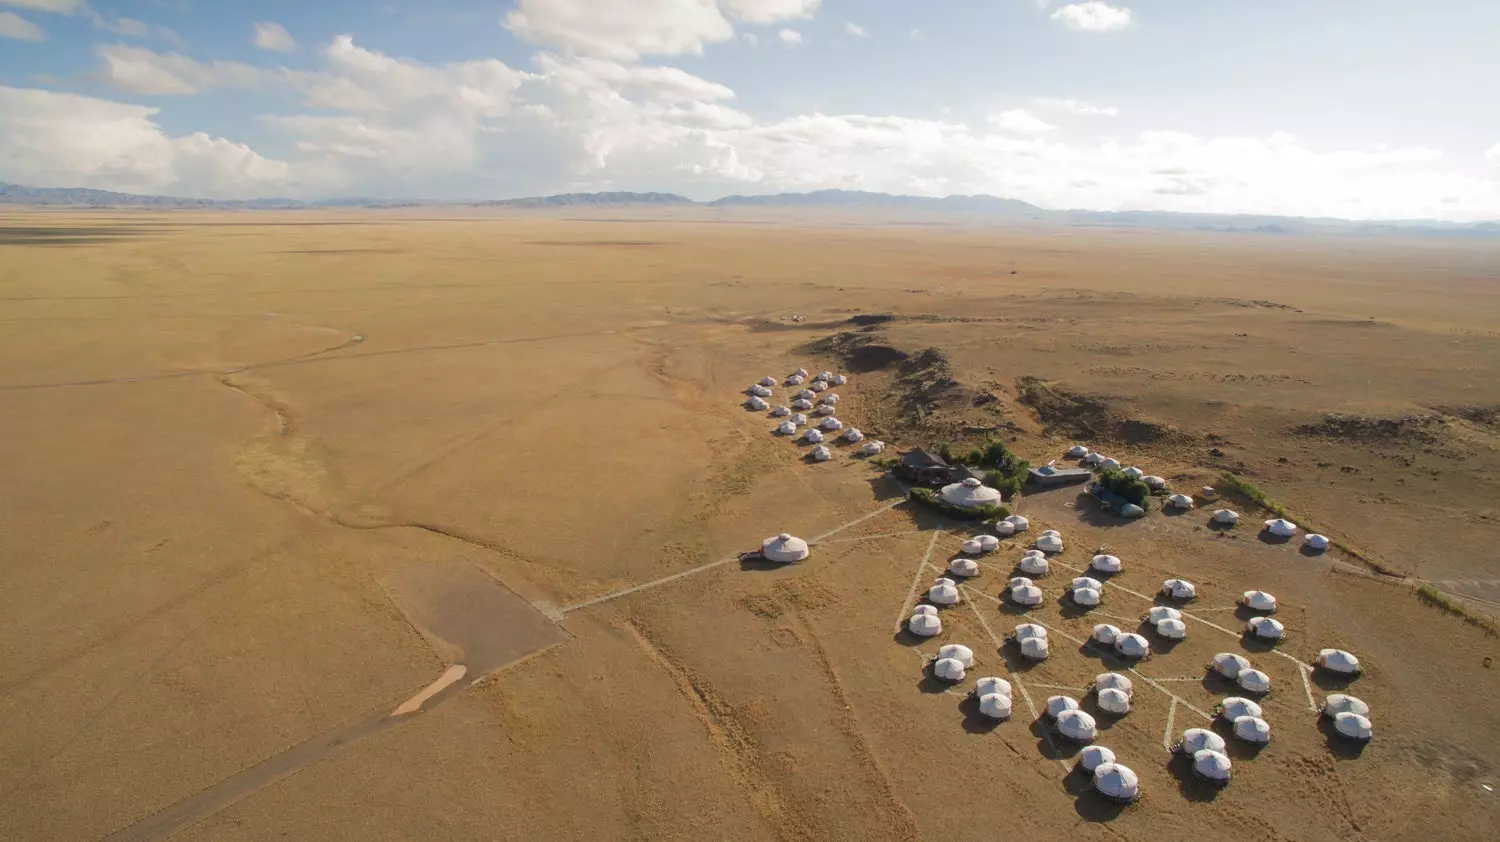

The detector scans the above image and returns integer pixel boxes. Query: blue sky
[2,0,1498,219]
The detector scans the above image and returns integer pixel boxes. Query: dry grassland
[1,210,1498,840]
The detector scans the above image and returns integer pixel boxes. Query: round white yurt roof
[786,374,805,386]
[1212,508,1240,524]
[747,396,769,410]
[1304,533,1330,550]
[941,478,1003,509]
[1162,578,1197,600]
[1237,669,1271,694]
[1091,554,1123,573]
[1179,728,1226,755]
[1322,694,1370,719]
[759,376,776,387]
[1096,672,1133,697]
[811,445,832,461]
[1211,652,1251,679]
[948,557,980,577]
[791,413,808,425]
[1019,555,1050,575]
[1010,585,1044,606]
[810,380,828,392]
[1317,649,1361,674]
[1073,587,1102,607]
[1019,636,1050,660]
[816,370,832,381]
[770,405,790,417]
[1193,749,1233,783]
[1143,475,1166,489]
[832,374,847,385]
[928,582,959,605]
[908,612,942,637]
[1114,633,1150,658]
[1023,547,1045,558]
[1167,493,1195,509]
[1156,618,1187,640]
[1057,709,1098,741]
[1264,518,1298,536]
[1247,616,1284,640]
[1122,503,1145,518]
[1147,606,1181,624]
[1014,622,1048,641]
[820,417,843,431]
[1072,576,1104,592]
[1068,445,1090,458]
[933,657,966,682]
[793,368,808,378]
[858,440,884,455]
[1333,711,1373,741]
[795,389,815,400]
[1242,590,1278,612]
[791,399,814,411]
[1099,458,1122,472]
[977,535,1000,552]
[913,604,938,616]
[750,385,773,397]
[1004,514,1030,531]
[976,676,1012,698]
[802,429,824,443]
[1218,697,1263,722]
[820,393,839,405]
[1008,576,1034,589]
[1083,452,1105,465]
[993,520,1016,536]
[1097,688,1131,715]
[1093,763,1139,802]
[938,643,976,668]
[844,428,864,442]
[1040,529,1061,539]
[978,693,1013,720]
[1122,466,1144,478]
[776,420,798,435]
[1078,745,1115,773]
[762,533,810,563]
[1046,695,1080,719]
[1232,715,1271,744]
[1035,535,1063,553]
[960,538,984,555]
[1092,624,1121,645]
[815,404,836,416]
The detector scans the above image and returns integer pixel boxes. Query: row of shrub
[908,487,1011,521]
[1096,468,1151,507]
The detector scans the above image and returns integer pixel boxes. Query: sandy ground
[1,210,1498,840]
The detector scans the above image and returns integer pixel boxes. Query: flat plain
[2,210,1498,840]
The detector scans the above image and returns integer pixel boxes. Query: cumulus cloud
[844,22,866,37]
[93,44,268,95]
[1051,2,1131,33]
[989,109,1058,134]
[0,0,85,13]
[777,28,801,47]
[0,85,290,197]
[253,21,297,52]
[503,0,820,60]
[0,11,44,40]
[1034,97,1118,117]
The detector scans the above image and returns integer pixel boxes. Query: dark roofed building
[899,450,951,487]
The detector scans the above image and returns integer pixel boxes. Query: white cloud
[0,0,84,13]
[844,22,866,37]
[989,109,1058,134]
[1034,97,1118,117]
[535,53,734,102]
[778,28,801,47]
[0,85,290,197]
[503,0,820,60]
[1051,2,1132,33]
[89,12,184,47]
[253,21,297,52]
[0,11,44,40]
[93,44,268,95]
[1486,143,1500,159]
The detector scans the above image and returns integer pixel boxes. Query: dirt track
[1,211,1497,840]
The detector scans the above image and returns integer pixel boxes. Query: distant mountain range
[3,182,1496,237]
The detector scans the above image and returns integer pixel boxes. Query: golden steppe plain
[2,210,1499,841]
